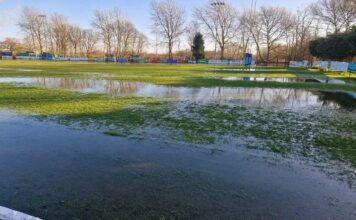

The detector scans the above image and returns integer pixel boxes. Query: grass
[0,84,162,116]
[0,82,354,168]
[0,60,355,91]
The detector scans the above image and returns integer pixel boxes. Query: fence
[16,56,40,60]
[312,61,356,73]
[348,63,356,73]
[206,60,255,65]
[1,56,12,60]
[289,61,308,68]
[56,57,89,62]
[330,62,349,72]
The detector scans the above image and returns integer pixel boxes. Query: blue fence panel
[348,63,356,73]
[161,59,177,64]
[40,56,54,61]
[118,58,127,64]
[95,58,104,63]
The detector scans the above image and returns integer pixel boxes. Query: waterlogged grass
[0,83,164,120]
[0,62,355,184]
[175,77,356,91]
[0,60,355,91]
[0,83,354,172]
[314,119,356,166]
[0,62,355,218]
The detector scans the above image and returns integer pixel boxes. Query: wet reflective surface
[0,110,355,219]
[0,76,355,219]
[0,77,355,110]
[223,76,305,82]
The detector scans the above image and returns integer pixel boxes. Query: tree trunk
[220,45,224,60]
[168,39,173,60]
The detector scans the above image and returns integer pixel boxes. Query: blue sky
[0,0,317,42]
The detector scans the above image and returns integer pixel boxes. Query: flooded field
[0,111,355,219]
[0,77,355,109]
[0,74,355,219]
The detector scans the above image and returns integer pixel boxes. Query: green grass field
[0,60,355,91]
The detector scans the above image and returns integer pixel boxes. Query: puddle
[223,77,304,83]
[223,76,346,84]
[0,68,42,72]
[0,77,355,110]
[0,110,355,219]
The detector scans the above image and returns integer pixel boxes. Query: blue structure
[40,53,54,61]
[162,59,178,64]
[348,63,356,73]
[95,58,104,63]
[105,54,115,62]
[244,53,253,66]
[118,58,127,64]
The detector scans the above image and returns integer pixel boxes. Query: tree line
[2,0,355,61]
[16,7,147,58]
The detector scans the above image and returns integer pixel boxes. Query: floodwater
[0,77,356,219]
[0,110,355,219]
[223,76,347,85]
[223,76,305,83]
[0,77,355,110]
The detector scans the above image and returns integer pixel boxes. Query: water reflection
[223,77,305,83]
[223,77,347,85]
[0,110,355,219]
[0,77,355,109]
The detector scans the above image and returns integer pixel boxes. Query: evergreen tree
[191,32,205,61]
[309,26,355,60]
[323,34,351,60]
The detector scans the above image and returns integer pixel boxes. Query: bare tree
[82,29,99,58]
[234,18,251,59]
[240,10,263,62]
[134,32,148,55]
[195,1,238,59]
[92,10,114,54]
[50,13,69,56]
[287,9,313,60]
[121,20,137,57]
[311,0,356,33]
[151,0,186,60]
[18,7,48,54]
[259,7,292,62]
[68,25,83,56]
[339,0,356,31]
[111,9,123,59]
[0,38,24,54]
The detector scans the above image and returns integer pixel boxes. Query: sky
[0,0,317,50]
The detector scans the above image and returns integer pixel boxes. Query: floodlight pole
[210,0,225,61]
[37,15,47,55]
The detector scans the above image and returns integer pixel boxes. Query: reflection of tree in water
[35,78,93,90]
[34,78,143,95]
[204,88,354,110]
[105,81,141,95]
[230,88,316,108]
[31,77,354,110]
[315,91,356,109]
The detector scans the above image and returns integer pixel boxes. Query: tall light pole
[210,0,225,6]
[210,0,225,61]
[37,14,47,55]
